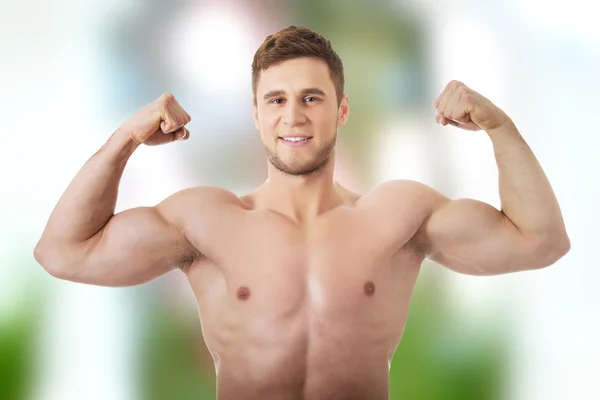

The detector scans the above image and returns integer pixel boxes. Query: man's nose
[282,101,306,126]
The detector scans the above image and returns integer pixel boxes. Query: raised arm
[408,81,569,275]
[410,183,568,275]
[38,198,200,287]
[34,93,196,286]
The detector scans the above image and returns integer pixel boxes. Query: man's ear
[252,100,260,130]
[338,94,349,126]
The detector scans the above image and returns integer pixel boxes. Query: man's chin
[277,164,318,177]
[265,136,335,177]
[270,158,329,177]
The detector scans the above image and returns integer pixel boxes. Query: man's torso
[178,182,430,399]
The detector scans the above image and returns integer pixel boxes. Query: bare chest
[187,211,423,335]
[183,210,424,395]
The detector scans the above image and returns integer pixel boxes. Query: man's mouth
[279,136,312,142]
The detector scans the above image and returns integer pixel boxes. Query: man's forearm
[36,129,139,251]
[487,120,569,244]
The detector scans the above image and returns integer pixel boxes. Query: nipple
[364,281,376,296]
[237,286,251,301]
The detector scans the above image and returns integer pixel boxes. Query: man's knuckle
[160,92,175,104]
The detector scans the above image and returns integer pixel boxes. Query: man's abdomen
[213,320,393,400]
[215,353,390,400]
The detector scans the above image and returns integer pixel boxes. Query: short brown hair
[252,26,345,105]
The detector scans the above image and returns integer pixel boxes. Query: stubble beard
[265,131,338,177]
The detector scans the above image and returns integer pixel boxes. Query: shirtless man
[34,26,570,399]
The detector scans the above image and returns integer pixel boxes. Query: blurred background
[1,0,598,399]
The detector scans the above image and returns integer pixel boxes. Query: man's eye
[271,98,284,104]
[305,96,318,102]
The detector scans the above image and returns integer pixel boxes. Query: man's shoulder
[362,179,433,203]
[368,180,450,254]
[176,185,243,202]
[361,179,450,225]
[378,178,426,191]
[161,186,248,213]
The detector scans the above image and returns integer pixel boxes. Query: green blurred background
[1,0,596,399]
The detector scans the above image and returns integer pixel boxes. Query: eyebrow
[263,88,327,100]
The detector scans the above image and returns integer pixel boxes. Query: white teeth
[282,137,309,142]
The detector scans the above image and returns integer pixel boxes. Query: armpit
[403,228,433,255]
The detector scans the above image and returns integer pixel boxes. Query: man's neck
[257,157,346,224]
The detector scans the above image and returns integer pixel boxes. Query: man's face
[253,57,349,176]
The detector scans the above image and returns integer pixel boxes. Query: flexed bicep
[421,197,559,275]
[63,204,197,287]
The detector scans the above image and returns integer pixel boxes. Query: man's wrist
[103,128,141,159]
[485,118,517,137]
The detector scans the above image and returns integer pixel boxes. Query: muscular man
[34,26,570,399]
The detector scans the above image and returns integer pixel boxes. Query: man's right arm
[34,93,195,287]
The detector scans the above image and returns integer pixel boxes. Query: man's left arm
[413,80,570,275]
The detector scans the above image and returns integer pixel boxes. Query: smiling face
[253,57,349,176]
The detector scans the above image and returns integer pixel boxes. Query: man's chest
[186,211,423,327]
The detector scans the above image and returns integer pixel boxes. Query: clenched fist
[119,92,191,146]
[433,80,511,132]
